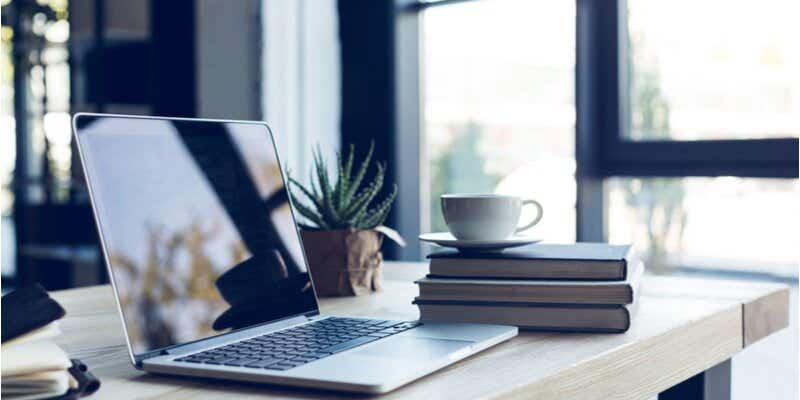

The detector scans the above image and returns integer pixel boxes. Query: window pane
[607,177,798,277]
[626,0,800,140]
[1,23,13,277]
[422,0,576,241]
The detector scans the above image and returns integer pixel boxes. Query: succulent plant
[288,142,398,230]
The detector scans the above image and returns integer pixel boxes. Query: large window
[604,0,799,276]
[626,0,800,141]
[394,0,798,273]
[421,0,576,242]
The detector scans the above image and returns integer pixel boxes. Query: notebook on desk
[1,285,100,400]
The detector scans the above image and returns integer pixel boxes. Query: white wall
[196,0,261,120]
[262,0,341,182]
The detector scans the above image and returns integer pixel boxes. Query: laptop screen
[74,115,319,356]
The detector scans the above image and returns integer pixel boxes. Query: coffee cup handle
[515,200,543,234]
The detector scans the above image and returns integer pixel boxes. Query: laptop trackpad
[354,336,473,360]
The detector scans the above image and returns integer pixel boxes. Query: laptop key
[276,361,302,368]
[244,358,281,368]
[205,358,236,365]
[224,358,260,366]
[323,336,378,354]
[182,318,417,369]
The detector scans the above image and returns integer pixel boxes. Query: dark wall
[337,0,400,257]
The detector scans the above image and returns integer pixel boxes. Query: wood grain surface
[49,262,789,400]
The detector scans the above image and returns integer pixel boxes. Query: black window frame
[339,0,800,260]
[583,0,798,179]
[575,0,798,245]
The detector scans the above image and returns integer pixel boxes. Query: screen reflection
[75,116,317,355]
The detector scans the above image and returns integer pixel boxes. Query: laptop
[72,113,517,394]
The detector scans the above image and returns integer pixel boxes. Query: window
[626,0,800,141]
[1,20,14,277]
[2,0,72,280]
[607,177,798,277]
[421,0,576,242]
[383,0,798,264]
[597,0,799,275]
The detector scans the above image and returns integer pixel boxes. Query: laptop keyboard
[173,317,420,371]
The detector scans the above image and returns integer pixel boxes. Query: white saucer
[418,232,541,253]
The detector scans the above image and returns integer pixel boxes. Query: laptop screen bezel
[72,113,322,365]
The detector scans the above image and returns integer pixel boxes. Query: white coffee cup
[441,194,543,241]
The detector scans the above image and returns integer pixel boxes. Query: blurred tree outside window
[612,0,799,275]
[421,0,576,247]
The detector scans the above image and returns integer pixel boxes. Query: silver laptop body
[72,113,517,394]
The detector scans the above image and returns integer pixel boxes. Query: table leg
[659,359,731,400]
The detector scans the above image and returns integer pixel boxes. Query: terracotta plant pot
[300,228,384,297]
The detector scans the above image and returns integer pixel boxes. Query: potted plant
[288,143,404,296]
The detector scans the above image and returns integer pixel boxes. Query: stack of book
[413,243,643,333]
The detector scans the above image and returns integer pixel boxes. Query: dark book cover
[427,243,635,281]
[1,284,66,343]
[417,260,644,304]
[413,295,640,333]
[428,243,632,262]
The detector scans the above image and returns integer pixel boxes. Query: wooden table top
[50,262,789,400]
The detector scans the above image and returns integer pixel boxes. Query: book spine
[413,298,629,309]
[426,273,625,281]
[416,306,631,333]
[417,285,634,305]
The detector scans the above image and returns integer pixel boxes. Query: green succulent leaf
[314,146,341,226]
[290,192,329,229]
[334,151,346,210]
[342,144,355,182]
[358,184,397,229]
[342,141,374,204]
[286,141,397,231]
[342,162,385,221]
[337,144,355,209]
[309,169,321,199]
[288,175,321,211]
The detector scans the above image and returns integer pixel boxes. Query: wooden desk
[50,262,789,400]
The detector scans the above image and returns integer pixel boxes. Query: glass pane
[626,0,800,140]
[607,177,798,277]
[422,0,576,242]
[1,22,14,277]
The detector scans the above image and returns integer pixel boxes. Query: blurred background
[0,0,798,397]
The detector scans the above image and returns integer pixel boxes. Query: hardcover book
[417,260,644,305]
[413,299,639,333]
[428,243,635,281]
